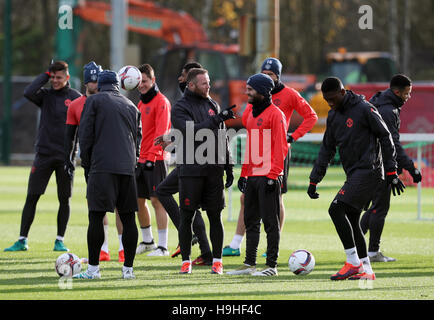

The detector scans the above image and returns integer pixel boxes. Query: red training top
[66,95,87,125]
[272,86,317,141]
[137,91,171,163]
[241,103,288,180]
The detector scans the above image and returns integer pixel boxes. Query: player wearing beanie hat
[65,63,124,263]
[223,58,317,259]
[83,61,103,84]
[97,70,120,90]
[246,73,275,98]
[227,73,288,276]
[77,64,141,280]
[261,57,282,79]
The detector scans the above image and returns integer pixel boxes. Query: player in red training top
[65,61,124,263]
[223,58,318,257]
[135,64,172,257]
[227,73,288,276]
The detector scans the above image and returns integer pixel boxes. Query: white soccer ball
[55,253,82,277]
[288,249,315,275]
[118,65,142,90]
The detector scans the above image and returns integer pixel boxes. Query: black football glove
[409,167,422,183]
[225,166,234,188]
[144,160,155,171]
[287,133,294,143]
[265,178,278,193]
[218,105,236,121]
[307,182,319,199]
[237,177,247,193]
[64,160,75,180]
[83,167,90,184]
[46,59,54,74]
[386,172,405,196]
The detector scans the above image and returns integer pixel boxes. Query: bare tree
[389,0,400,69]
[402,0,412,74]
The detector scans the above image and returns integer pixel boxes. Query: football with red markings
[288,249,315,275]
[55,253,82,277]
[118,65,142,90]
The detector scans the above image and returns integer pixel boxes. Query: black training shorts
[87,172,138,213]
[333,169,382,211]
[136,160,168,199]
[179,171,225,212]
[27,153,72,198]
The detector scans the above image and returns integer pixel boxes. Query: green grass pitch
[0,165,433,300]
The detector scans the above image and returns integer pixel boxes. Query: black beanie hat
[261,57,282,79]
[247,73,275,97]
[97,70,119,89]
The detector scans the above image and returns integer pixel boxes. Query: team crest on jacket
[145,106,151,114]
[208,109,215,116]
[257,118,263,127]
[346,118,353,128]
[274,99,281,106]
[64,99,72,107]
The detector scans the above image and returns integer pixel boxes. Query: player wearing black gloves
[361,74,418,262]
[134,64,172,257]
[171,68,234,275]
[228,73,288,277]
[308,77,403,281]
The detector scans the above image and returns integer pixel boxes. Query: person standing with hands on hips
[223,57,317,257]
[361,74,421,262]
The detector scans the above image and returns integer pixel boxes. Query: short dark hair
[138,64,155,79]
[186,68,208,84]
[183,62,202,72]
[321,77,344,93]
[49,61,69,73]
[390,74,412,91]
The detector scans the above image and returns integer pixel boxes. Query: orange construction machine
[306,49,399,132]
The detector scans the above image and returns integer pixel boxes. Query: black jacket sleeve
[23,73,50,107]
[309,113,337,184]
[171,103,221,134]
[379,106,414,172]
[77,98,96,169]
[365,105,397,173]
[136,110,142,164]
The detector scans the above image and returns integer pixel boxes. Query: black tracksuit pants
[244,176,281,268]
[155,168,211,257]
[360,179,391,252]
[88,210,137,267]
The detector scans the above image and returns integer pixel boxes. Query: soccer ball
[288,249,315,275]
[55,253,82,277]
[118,65,142,90]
